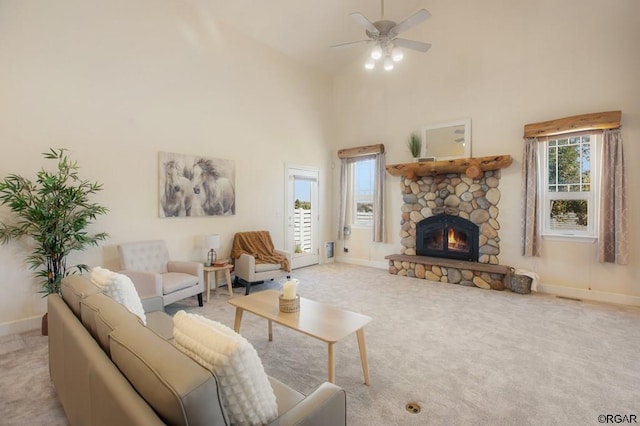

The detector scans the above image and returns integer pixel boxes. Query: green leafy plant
[407,132,422,158]
[0,148,109,295]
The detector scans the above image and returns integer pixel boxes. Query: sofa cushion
[145,311,174,341]
[173,311,278,426]
[90,267,146,324]
[109,322,228,426]
[118,240,170,273]
[268,376,304,414]
[162,272,198,295]
[61,274,101,317]
[255,263,282,273]
[80,293,143,354]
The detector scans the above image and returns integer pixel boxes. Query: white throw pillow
[90,266,147,325]
[173,310,278,426]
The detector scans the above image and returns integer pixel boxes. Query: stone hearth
[387,169,510,290]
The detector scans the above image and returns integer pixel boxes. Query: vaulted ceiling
[194,0,430,74]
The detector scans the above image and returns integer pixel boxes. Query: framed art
[159,151,236,217]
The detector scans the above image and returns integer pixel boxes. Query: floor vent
[405,402,421,414]
[556,296,582,302]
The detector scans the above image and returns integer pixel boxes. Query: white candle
[282,280,297,300]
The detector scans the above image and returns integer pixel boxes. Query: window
[540,134,600,238]
[352,158,374,226]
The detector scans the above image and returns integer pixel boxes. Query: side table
[203,263,234,302]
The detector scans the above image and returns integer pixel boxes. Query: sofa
[48,275,347,425]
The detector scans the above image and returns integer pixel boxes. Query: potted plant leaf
[0,148,109,334]
[407,132,422,161]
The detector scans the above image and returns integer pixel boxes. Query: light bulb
[371,45,383,60]
[384,57,394,71]
[364,57,375,70]
[392,47,404,62]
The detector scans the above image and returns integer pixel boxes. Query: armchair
[117,240,204,307]
[232,231,292,295]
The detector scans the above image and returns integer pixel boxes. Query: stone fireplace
[385,168,511,290]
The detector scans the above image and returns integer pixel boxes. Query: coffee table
[228,290,372,385]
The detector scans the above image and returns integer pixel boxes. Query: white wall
[0,1,334,333]
[332,0,640,304]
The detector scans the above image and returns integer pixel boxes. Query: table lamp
[204,234,220,266]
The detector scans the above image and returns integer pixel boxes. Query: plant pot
[41,312,48,336]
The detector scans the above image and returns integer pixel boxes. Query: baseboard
[0,314,42,337]
[536,283,640,307]
[333,259,640,307]
[336,256,388,270]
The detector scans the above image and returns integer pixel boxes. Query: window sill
[349,223,372,230]
[542,234,597,243]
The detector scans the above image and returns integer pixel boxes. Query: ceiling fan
[331,0,432,70]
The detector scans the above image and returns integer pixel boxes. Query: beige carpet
[2,263,639,425]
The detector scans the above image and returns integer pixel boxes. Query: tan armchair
[232,231,292,295]
[117,240,204,307]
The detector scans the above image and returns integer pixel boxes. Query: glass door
[286,166,319,269]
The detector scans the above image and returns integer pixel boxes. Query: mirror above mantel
[422,118,471,160]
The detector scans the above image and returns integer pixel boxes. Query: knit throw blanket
[231,231,291,272]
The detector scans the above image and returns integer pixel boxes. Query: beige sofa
[48,275,347,426]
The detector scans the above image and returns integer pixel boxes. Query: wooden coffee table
[228,290,372,385]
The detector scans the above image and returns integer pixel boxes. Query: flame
[448,228,456,245]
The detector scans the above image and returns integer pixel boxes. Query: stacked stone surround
[387,169,510,290]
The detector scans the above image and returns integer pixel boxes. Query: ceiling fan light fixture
[371,44,383,60]
[334,2,432,73]
[365,57,375,70]
[392,47,404,62]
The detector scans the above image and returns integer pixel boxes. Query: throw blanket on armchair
[231,231,291,272]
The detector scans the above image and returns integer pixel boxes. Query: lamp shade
[204,234,220,250]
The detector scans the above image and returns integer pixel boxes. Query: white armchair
[117,240,204,307]
[231,231,292,295]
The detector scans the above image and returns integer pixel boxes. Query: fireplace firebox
[416,215,479,261]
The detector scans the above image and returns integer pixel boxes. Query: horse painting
[191,158,236,215]
[160,160,193,217]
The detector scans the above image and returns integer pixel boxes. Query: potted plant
[407,132,422,161]
[0,148,109,334]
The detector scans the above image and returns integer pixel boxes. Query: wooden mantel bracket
[385,154,513,179]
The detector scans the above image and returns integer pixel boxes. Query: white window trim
[538,134,601,239]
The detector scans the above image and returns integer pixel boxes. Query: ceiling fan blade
[394,38,432,53]
[350,12,379,37]
[330,40,371,49]
[391,9,431,35]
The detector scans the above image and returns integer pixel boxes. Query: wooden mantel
[385,154,512,179]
